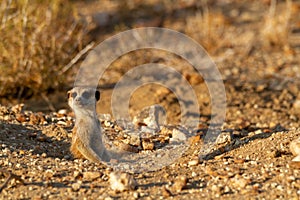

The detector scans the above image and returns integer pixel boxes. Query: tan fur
[70,126,85,159]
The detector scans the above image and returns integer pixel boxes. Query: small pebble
[291,157,300,168]
[172,129,187,142]
[191,172,197,177]
[231,175,250,189]
[188,159,199,166]
[71,182,81,191]
[109,171,137,192]
[234,158,245,164]
[83,171,101,181]
[58,109,68,115]
[142,140,155,150]
[290,138,300,156]
[15,113,27,123]
[133,192,139,198]
[216,132,232,145]
[171,175,187,193]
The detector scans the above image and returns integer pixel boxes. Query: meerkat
[67,86,111,163]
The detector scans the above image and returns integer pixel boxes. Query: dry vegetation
[185,5,231,54]
[0,0,88,99]
[0,0,297,103]
[261,0,293,48]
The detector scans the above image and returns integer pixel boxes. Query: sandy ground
[1,0,300,199]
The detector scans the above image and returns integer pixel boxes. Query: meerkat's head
[67,87,100,111]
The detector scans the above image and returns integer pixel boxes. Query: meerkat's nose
[75,97,82,102]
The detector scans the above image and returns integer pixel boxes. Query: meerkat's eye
[71,92,77,98]
[95,90,100,101]
[82,91,91,99]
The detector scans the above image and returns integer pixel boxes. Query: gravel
[1,0,300,199]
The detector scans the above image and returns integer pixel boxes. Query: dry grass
[0,0,295,101]
[0,0,88,98]
[261,0,292,48]
[185,4,231,54]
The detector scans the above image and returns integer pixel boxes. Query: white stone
[109,171,137,192]
[133,105,166,132]
[290,137,300,156]
[215,132,232,145]
[172,128,187,142]
[188,159,199,166]
[292,154,300,162]
[58,109,68,115]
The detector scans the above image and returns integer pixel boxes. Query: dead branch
[60,41,95,74]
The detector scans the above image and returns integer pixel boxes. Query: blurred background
[0,0,299,119]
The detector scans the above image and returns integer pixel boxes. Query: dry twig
[0,169,24,192]
[60,42,95,74]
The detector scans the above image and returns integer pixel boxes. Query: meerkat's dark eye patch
[82,91,92,99]
[95,90,100,101]
[71,92,77,98]
[68,91,77,99]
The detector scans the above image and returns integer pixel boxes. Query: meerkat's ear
[95,90,100,101]
[67,90,72,99]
